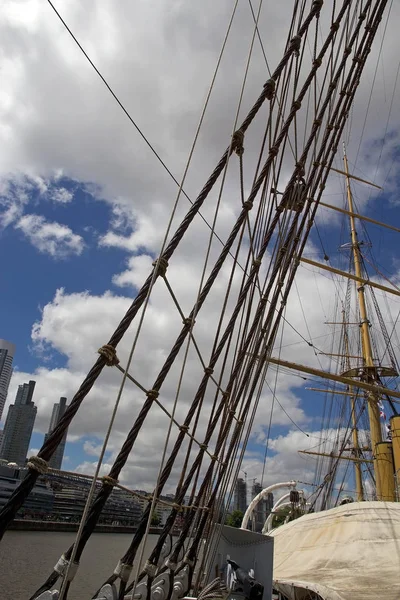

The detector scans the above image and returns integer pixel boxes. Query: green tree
[151,511,161,526]
[225,510,244,528]
[272,505,291,527]
[272,505,303,528]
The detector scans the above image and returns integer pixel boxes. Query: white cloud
[49,187,73,204]
[15,213,84,257]
[83,441,107,458]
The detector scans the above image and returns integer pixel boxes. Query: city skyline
[0,340,71,472]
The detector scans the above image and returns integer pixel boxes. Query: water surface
[0,531,157,600]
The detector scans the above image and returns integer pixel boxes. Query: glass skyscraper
[0,339,15,422]
[0,380,37,466]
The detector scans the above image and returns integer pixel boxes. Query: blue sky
[2,182,127,372]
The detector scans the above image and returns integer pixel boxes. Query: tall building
[265,491,274,515]
[251,481,274,532]
[233,477,247,513]
[44,397,68,470]
[0,339,15,422]
[0,380,37,466]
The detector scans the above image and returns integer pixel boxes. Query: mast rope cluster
[0,2,392,600]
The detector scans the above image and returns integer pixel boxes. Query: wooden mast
[342,142,395,501]
[341,308,364,501]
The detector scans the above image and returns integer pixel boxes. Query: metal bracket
[170,564,190,600]
[92,583,118,600]
[129,572,172,600]
[36,592,59,600]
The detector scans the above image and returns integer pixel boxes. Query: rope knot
[27,456,48,474]
[232,129,244,155]
[269,144,279,157]
[331,21,339,32]
[313,57,322,68]
[98,344,120,366]
[102,475,119,487]
[314,118,322,127]
[253,258,262,267]
[200,443,208,451]
[152,257,169,277]
[204,367,214,376]
[242,200,253,211]
[290,35,301,54]
[263,78,276,100]
[312,0,323,10]
[183,555,195,567]
[183,317,195,327]
[147,389,159,400]
[292,100,301,111]
[179,424,189,433]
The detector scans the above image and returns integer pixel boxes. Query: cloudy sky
[1,0,400,504]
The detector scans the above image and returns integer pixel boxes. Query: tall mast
[342,308,364,501]
[342,142,391,500]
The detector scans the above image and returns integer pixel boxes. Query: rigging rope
[2,2,390,600]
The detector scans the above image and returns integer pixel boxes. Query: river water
[0,531,158,600]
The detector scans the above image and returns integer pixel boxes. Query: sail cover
[270,501,400,600]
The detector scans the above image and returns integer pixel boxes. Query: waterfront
[0,531,158,600]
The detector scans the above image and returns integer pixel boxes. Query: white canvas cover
[270,501,400,600]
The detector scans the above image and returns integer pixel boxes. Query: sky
[1,0,400,504]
